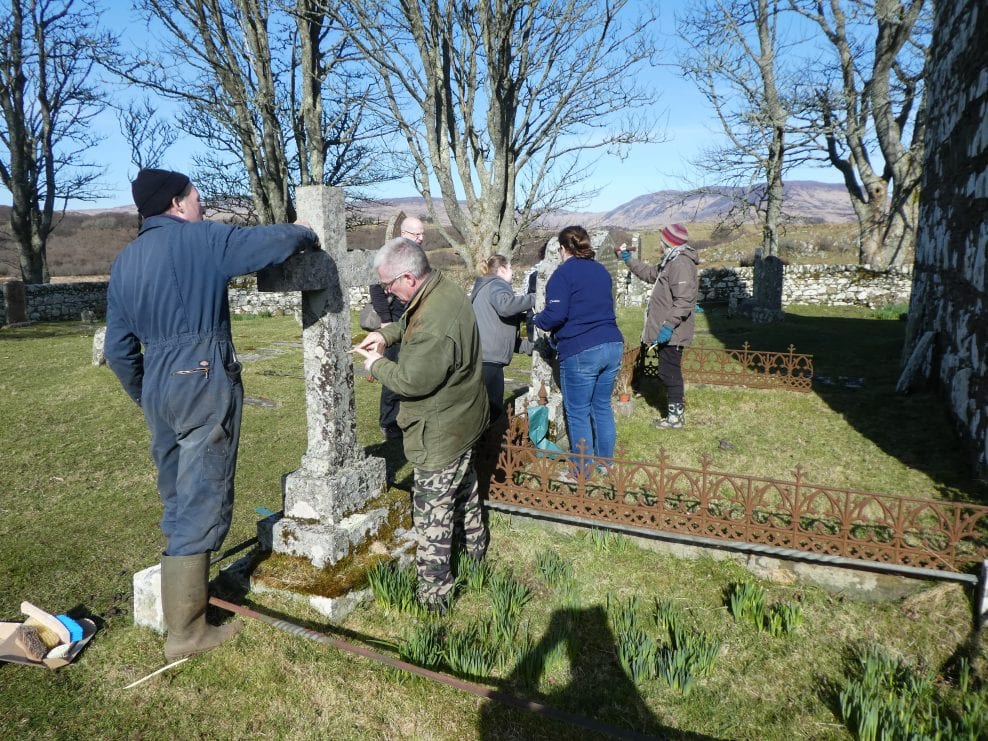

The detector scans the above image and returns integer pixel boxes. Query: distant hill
[56,180,857,228]
[359,181,856,230]
[0,181,857,278]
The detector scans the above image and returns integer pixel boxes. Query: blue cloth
[559,340,623,474]
[533,258,623,362]
[105,214,317,555]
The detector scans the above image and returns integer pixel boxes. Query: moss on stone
[252,486,412,599]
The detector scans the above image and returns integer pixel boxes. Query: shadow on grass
[697,304,982,500]
[477,605,721,740]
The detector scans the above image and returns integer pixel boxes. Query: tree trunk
[762,126,785,257]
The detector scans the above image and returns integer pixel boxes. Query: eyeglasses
[401,230,424,238]
[380,271,407,293]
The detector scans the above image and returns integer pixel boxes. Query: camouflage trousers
[412,449,488,608]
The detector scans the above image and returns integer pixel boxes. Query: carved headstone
[385,210,407,241]
[734,250,784,323]
[256,186,389,569]
[2,279,28,326]
[752,253,784,323]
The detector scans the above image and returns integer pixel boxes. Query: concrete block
[133,563,165,634]
[309,589,372,622]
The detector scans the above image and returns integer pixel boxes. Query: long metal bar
[207,596,657,741]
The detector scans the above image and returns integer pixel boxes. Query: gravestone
[385,210,406,241]
[92,327,106,367]
[614,233,645,308]
[255,187,395,572]
[2,279,28,326]
[132,188,407,631]
[733,249,784,323]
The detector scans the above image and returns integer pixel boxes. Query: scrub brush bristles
[23,617,62,649]
[15,625,49,661]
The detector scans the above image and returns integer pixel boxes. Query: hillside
[357,181,857,229]
[0,181,858,279]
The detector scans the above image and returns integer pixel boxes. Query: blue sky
[3,0,844,213]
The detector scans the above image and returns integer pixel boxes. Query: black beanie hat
[131,168,191,217]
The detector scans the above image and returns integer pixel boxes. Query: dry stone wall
[615,263,913,309]
[0,281,108,324]
[2,262,912,326]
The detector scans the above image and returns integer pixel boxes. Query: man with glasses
[367,217,425,440]
[399,216,426,244]
[353,237,489,613]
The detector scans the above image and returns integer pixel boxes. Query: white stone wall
[615,263,913,309]
[1,278,371,324]
[2,263,913,325]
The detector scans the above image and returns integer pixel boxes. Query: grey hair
[373,237,430,278]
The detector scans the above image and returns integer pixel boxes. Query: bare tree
[324,0,660,271]
[110,0,400,225]
[118,98,178,173]
[679,0,814,257]
[0,0,114,283]
[791,0,929,268]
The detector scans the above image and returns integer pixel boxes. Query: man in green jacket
[353,238,490,612]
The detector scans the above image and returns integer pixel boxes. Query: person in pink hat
[614,223,699,429]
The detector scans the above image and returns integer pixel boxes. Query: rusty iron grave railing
[486,411,988,584]
[627,341,814,393]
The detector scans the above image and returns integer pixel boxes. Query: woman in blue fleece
[533,226,623,477]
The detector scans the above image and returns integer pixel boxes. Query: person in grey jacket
[615,223,699,429]
[470,254,535,420]
[105,168,319,661]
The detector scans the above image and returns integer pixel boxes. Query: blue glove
[620,250,631,263]
[656,324,674,344]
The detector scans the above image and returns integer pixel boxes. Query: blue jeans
[558,341,623,473]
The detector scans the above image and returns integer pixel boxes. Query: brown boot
[161,553,241,661]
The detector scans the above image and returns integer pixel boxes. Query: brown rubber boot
[161,553,241,661]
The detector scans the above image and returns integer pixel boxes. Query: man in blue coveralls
[105,169,319,661]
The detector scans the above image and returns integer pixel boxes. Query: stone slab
[283,455,387,523]
[248,581,372,622]
[92,327,106,366]
[133,563,164,634]
[257,251,342,294]
[272,506,394,569]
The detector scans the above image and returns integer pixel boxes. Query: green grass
[0,309,984,740]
